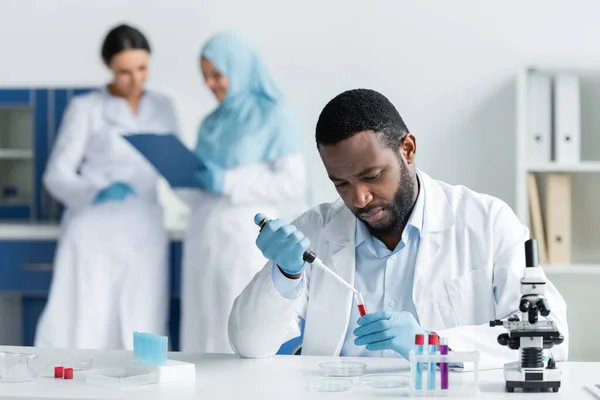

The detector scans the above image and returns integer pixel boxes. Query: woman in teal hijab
[180,32,307,353]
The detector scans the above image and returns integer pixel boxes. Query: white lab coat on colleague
[229,170,568,370]
[179,154,307,353]
[35,88,178,350]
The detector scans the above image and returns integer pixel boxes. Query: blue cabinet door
[0,240,56,346]
[22,296,47,346]
[169,241,182,351]
[0,241,55,293]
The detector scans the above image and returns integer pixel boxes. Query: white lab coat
[228,170,569,369]
[179,154,307,353]
[35,88,178,350]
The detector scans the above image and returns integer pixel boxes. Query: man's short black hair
[315,89,409,150]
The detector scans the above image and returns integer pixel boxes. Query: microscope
[489,238,564,393]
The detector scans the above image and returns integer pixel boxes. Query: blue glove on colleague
[93,182,136,204]
[253,213,310,275]
[354,311,427,359]
[194,158,225,194]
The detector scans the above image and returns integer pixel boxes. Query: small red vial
[63,368,74,380]
[357,304,367,316]
[54,366,64,378]
[354,292,367,316]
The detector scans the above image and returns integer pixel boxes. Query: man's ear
[400,134,416,164]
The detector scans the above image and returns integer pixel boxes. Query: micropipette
[256,216,368,316]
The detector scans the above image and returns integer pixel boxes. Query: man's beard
[357,159,417,236]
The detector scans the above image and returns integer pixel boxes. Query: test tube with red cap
[427,334,439,390]
[414,334,425,390]
[354,292,367,316]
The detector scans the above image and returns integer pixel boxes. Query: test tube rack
[408,350,480,397]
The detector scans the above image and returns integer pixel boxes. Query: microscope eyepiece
[525,239,539,268]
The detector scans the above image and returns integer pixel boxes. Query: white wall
[1,0,599,358]
[3,0,600,226]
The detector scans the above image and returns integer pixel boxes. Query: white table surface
[0,346,598,400]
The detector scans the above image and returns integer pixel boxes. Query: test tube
[354,292,367,316]
[440,337,449,390]
[427,334,438,390]
[414,334,424,390]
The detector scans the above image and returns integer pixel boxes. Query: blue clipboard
[124,133,204,188]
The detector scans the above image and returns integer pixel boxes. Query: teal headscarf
[195,32,301,168]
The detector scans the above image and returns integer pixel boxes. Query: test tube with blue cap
[256,215,368,316]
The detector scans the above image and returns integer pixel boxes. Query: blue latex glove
[93,182,136,204]
[254,213,310,275]
[354,311,427,359]
[194,159,225,194]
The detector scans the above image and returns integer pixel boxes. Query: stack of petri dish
[308,361,367,392]
[308,360,410,392]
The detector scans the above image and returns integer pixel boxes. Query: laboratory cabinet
[0,88,94,222]
[0,238,303,354]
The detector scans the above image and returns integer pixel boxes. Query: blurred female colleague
[35,24,178,350]
[180,32,307,353]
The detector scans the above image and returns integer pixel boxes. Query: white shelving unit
[516,65,600,274]
[516,64,600,362]
[526,161,600,173]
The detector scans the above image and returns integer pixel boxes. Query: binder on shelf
[527,173,548,264]
[545,173,571,264]
[553,73,581,164]
[527,71,552,164]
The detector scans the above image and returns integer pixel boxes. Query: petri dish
[86,366,156,388]
[361,373,410,389]
[308,376,353,392]
[319,361,366,377]
[0,352,39,382]
[64,357,93,371]
[41,356,94,377]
